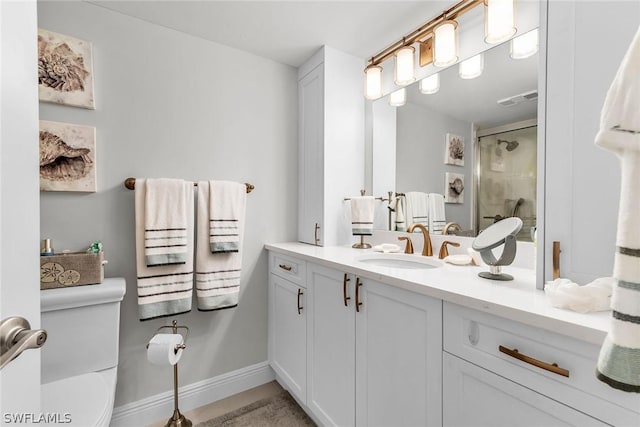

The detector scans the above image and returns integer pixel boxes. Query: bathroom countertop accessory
[147,320,191,427]
[472,217,523,281]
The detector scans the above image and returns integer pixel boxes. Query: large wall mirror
[370,30,539,241]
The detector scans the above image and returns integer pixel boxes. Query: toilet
[40,278,126,427]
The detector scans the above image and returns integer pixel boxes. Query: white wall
[396,102,473,229]
[37,1,297,408]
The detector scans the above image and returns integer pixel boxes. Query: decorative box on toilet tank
[40,252,105,289]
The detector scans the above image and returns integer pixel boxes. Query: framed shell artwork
[38,29,95,109]
[445,172,464,204]
[444,133,464,166]
[39,120,96,192]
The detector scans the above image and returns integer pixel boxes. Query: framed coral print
[39,120,96,192]
[38,29,95,109]
[444,133,464,166]
[445,172,464,204]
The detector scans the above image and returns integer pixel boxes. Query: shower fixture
[497,139,519,151]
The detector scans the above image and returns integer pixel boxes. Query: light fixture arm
[366,0,483,67]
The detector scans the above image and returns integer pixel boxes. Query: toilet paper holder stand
[146,320,191,427]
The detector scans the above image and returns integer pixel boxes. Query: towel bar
[124,177,254,193]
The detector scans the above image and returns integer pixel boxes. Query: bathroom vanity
[266,243,640,426]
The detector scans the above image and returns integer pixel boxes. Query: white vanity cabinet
[543,0,640,284]
[306,263,442,426]
[297,46,364,246]
[268,252,307,402]
[443,302,640,427]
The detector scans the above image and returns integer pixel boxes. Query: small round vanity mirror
[472,217,523,281]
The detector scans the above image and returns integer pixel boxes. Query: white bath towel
[595,27,640,393]
[135,179,194,320]
[208,181,246,253]
[388,195,406,231]
[350,196,375,236]
[405,191,429,230]
[144,179,190,267]
[428,193,446,234]
[196,181,246,311]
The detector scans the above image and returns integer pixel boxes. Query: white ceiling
[87,0,538,127]
[88,0,453,67]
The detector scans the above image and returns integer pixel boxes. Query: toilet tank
[41,278,126,384]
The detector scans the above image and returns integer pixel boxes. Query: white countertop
[265,242,611,346]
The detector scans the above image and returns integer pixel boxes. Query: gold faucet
[442,222,462,235]
[439,240,461,259]
[398,236,414,254]
[406,223,433,256]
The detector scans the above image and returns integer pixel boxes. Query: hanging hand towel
[351,196,375,236]
[389,195,406,231]
[196,181,246,311]
[428,193,447,234]
[144,178,190,267]
[135,179,194,321]
[405,191,429,230]
[209,180,246,253]
[594,27,640,393]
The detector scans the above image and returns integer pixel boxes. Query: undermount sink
[356,253,443,269]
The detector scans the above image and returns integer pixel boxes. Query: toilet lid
[42,372,112,427]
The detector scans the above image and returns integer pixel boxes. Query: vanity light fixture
[433,19,460,67]
[484,0,516,44]
[510,28,538,59]
[389,88,406,107]
[394,45,416,86]
[419,73,440,94]
[364,0,517,98]
[364,64,384,99]
[459,53,484,79]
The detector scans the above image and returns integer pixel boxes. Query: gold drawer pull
[553,241,561,279]
[499,345,570,378]
[278,264,293,272]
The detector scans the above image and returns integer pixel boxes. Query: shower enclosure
[475,124,537,241]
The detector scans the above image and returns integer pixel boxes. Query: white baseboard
[110,361,275,427]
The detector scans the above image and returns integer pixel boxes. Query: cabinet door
[443,353,607,427]
[355,279,442,427]
[298,63,324,245]
[268,274,306,402]
[307,264,355,426]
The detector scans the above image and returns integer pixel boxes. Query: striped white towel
[428,193,447,234]
[144,179,190,267]
[351,196,375,236]
[405,191,429,230]
[595,27,640,393]
[389,195,406,231]
[196,181,246,311]
[209,181,246,253]
[135,179,194,321]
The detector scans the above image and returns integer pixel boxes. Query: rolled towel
[351,196,375,236]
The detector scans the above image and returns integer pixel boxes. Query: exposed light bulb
[364,65,383,100]
[459,54,484,79]
[394,46,416,86]
[419,73,440,94]
[433,20,459,67]
[389,88,406,107]
[510,28,538,59]
[485,0,516,44]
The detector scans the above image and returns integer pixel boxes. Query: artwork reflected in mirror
[370,31,538,241]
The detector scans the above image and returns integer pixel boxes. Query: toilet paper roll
[147,333,184,366]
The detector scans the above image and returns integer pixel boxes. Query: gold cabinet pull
[552,241,561,279]
[297,288,304,315]
[355,277,363,313]
[278,264,293,272]
[343,274,351,307]
[314,223,320,246]
[499,345,570,378]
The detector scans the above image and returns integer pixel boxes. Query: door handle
[355,277,363,313]
[343,273,351,306]
[297,289,304,315]
[0,317,47,370]
[314,223,320,246]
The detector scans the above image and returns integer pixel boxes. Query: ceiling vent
[497,89,538,107]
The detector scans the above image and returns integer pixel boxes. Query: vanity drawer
[443,302,640,426]
[269,252,306,286]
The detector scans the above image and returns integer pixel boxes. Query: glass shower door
[476,126,537,241]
